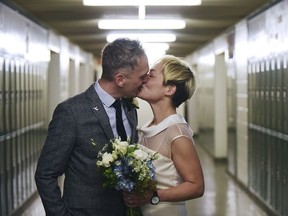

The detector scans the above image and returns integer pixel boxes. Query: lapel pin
[93,106,99,111]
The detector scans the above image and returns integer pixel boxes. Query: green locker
[4,58,13,215]
[0,56,7,216]
[15,59,22,207]
[255,61,261,126]
[276,56,283,133]
[248,60,255,124]
[23,62,29,198]
[283,53,288,134]
[281,52,288,216]
[270,58,277,131]
[282,140,288,216]
[259,59,266,127]
[10,58,19,209]
[20,60,27,202]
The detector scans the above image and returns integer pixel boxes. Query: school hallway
[1,1,287,216]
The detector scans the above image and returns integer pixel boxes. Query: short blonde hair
[154,55,198,107]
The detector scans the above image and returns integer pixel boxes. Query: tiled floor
[16,144,269,216]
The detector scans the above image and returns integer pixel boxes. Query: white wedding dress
[139,114,194,216]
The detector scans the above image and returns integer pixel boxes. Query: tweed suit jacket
[35,84,139,216]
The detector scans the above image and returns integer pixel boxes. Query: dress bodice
[139,114,194,216]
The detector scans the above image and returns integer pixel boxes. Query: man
[35,38,150,216]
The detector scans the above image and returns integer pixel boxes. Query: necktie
[112,99,127,141]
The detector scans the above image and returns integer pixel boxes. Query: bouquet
[92,138,158,216]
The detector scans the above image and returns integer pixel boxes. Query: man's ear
[165,85,176,96]
[115,73,125,87]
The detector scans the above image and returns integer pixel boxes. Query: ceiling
[5,0,276,59]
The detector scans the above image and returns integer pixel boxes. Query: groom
[35,38,149,216]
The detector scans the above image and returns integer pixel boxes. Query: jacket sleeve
[35,103,76,216]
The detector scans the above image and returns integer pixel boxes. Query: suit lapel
[86,84,139,143]
[85,84,114,140]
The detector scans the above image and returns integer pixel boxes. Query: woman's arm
[157,136,205,202]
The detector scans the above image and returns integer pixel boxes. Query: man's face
[122,55,150,97]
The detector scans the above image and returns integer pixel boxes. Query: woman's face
[137,62,166,103]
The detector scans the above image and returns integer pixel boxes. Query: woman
[124,55,205,216]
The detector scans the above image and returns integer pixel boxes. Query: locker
[275,137,283,213]
[24,62,31,198]
[281,53,288,215]
[282,140,288,216]
[0,57,3,135]
[283,53,288,134]
[250,60,257,125]
[269,135,277,209]
[266,133,272,205]
[264,58,271,129]
[259,59,265,127]
[0,56,7,216]
[4,58,14,214]
[10,59,19,209]
[15,59,22,206]
[248,61,254,124]
[255,61,261,126]
[270,57,277,131]
[20,61,27,201]
[276,56,283,133]
[27,63,33,194]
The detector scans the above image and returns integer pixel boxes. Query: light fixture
[142,43,169,66]
[106,33,176,43]
[142,43,169,52]
[83,0,201,6]
[98,19,185,30]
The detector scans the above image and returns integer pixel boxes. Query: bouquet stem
[127,207,143,216]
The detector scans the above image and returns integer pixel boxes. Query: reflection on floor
[15,143,268,216]
[186,145,268,216]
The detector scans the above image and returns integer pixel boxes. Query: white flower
[114,141,129,155]
[101,152,114,167]
[133,149,148,160]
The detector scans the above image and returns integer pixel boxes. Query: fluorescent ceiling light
[83,0,201,6]
[143,43,169,65]
[107,33,176,43]
[143,43,169,51]
[146,50,167,66]
[98,19,185,30]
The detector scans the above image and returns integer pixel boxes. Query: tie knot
[112,99,121,109]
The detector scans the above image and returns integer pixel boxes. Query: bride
[124,55,205,216]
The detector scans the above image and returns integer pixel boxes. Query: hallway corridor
[15,141,269,216]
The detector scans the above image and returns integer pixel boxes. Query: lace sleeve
[160,123,194,158]
[169,123,194,144]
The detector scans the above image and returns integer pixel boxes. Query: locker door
[282,53,288,216]
[23,62,29,198]
[4,58,13,215]
[269,57,277,209]
[10,58,19,209]
[0,56,7,216]
[15,59,22,206]
[284,53,288,134]
[265,57,272,205]
[248,59,256,190]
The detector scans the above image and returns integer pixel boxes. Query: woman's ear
[165,85,176,96]
[115,73,125,87]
